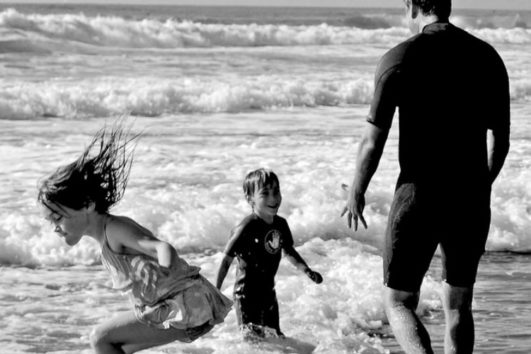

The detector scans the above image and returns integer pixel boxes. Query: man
[342,0,510,353]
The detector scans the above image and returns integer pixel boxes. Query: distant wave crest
[1,8,530,52]
[1,75,529,119]
[0,8,408,49]
[0,77,374,119]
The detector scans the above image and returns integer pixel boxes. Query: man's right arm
[342,54,398,230]
[342,123,390,230]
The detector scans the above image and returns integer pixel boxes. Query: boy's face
[248,181,282,222]
[41,202,90,246]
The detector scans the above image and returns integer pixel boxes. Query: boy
[216,168,322,339]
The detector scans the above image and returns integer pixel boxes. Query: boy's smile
[268,203,280,209]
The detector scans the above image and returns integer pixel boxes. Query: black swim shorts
[383,183,491,292]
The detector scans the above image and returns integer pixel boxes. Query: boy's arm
[216,254,234,289]
[283,245,323,284]
[216,222,246,289]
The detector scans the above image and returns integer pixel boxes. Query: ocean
[0,3,530,353]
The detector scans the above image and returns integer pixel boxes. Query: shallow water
[1,252,530,353]
[383,253,531,353]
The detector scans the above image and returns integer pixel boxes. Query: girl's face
[248,181,282,223]
[41,202,91,246]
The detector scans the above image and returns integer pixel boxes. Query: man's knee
[443,283,474,326]
[443,282,473,311]
[384,286,420,311]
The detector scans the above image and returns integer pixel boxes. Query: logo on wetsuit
[264,229,282,254]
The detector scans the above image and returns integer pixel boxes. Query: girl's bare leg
[90,311,192,354]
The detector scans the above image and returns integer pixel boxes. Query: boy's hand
[305,269,323,284]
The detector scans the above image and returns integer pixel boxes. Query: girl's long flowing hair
[38,121,139,213]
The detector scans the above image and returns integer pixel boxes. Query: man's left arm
[487,50,511,184]
[488,125,510,184]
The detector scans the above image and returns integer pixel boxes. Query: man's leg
[439,195,489,354]
[383,286,434,354]
[382,184,438,353]
[441,282,474,354]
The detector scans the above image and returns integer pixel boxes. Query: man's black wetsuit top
[368,22,510,201]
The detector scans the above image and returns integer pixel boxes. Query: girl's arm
[283,245,323,284]
[107,216,177,268]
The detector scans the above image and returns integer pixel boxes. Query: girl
[38,123,232,354]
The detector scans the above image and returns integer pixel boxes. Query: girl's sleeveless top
[100,231,201,307]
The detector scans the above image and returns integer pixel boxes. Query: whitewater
[0,4,530,353]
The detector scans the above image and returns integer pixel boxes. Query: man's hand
[341,185,368,231]
[305,269,323,284]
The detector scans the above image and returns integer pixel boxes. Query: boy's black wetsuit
[224,213,294,335]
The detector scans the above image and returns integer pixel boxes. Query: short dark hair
[243,168,279,199]
[411,0,451,19]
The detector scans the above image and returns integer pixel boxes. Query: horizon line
[0,2,530,11]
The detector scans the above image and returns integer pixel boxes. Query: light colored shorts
[134,275,232,336]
